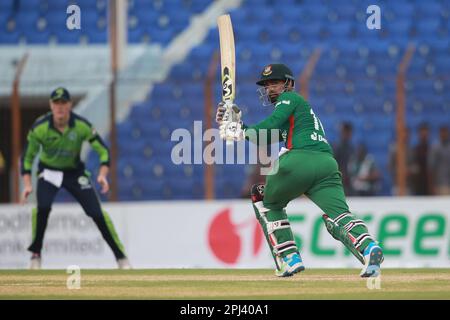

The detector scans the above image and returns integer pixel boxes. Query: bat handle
[224,101,234,146]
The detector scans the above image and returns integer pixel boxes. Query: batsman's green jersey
[21,112,110,174]
[244,91,333,154]
[244,90,344,211]
[246,91,373,258]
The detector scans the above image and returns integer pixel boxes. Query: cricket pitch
[0,268,449,299]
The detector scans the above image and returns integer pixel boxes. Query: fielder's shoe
[360,242,384,278]
[117,257,132,270]
[275,252,305,277]
[30,253,41,270]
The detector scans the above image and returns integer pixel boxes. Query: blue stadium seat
[25,30,50,43]
[434,54,450,75]
[169,11,190,28]
[18,0,42,11]
[326,21,353,38]
[234,24,261,42]
[415,1,442,17]
[328,3,357,19]
[45,11,69,31]
[416,19,441,35]
[245,6,273,22]
[46,0,71,10]
[149,28,172,44]
[389,2,414,18]
[72,0,99,8]
[0,0,14,11]
[388,20,411,37]
[14,12,39,30]
[102,0,450,199]
[128,27,144,43]
[0,31,20,43]
[133,10,158,28]
[80,10,101,29]
[303,4,329,20]
[187,0,209,13]
[298,22,322,38]
[54,29,82,43]
[86,29,107,43]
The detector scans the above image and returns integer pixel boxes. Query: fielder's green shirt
[244,91,333,154]
[21,112,110,174]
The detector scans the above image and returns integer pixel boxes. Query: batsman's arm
[242,123,283,146]
[247,99,295,131]
[243,99,295,145]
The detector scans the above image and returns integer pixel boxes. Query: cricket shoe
[360,242,384,278]
[275,252,305,277]
[30,253,42,270]
[117,257,132,270]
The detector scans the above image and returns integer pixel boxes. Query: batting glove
[219,121,245,142]
[216,102,242,124]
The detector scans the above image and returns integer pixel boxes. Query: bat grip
[224,100,234,146]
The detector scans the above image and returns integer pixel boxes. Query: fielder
[216,64,383,277]
[20,87,130,269]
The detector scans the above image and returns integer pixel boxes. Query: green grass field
[1,268,449,299]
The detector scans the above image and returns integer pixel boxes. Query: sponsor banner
[0,197,449,269]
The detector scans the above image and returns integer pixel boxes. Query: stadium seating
[0,0,209,45]
[88,0,448,200]
[3,0,447,199]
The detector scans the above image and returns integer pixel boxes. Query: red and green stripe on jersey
[244,91,333,155]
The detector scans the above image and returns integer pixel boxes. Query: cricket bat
[217,14,236,144]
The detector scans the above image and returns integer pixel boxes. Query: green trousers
[253,149,374,265]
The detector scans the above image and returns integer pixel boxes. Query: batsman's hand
[220,121,245,142]
[215,102,242,124]
[215,102,226,124]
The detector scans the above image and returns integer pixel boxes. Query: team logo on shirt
[68,131,77,141]
[78,176,92,189]
[262,65,272,76]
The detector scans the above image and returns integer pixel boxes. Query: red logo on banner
[208,208,264,265]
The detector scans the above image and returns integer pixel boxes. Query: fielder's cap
[256,63,295,85]
[50,87,71,102]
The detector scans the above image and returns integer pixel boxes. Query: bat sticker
[222,67,233,100]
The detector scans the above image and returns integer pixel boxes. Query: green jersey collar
[49,112,76,131]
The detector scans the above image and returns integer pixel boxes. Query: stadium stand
[1,0,448,200]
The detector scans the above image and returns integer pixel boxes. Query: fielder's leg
[28,176,60,269]
[251,184,304,277]
[63,171,130,268]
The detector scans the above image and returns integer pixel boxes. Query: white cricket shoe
[117,258,132,270]
[30,253,41,270]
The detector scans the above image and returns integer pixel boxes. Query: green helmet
[256,63,295,86]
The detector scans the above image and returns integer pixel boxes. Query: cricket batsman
[20,87,130,269]
[216,64,383,277]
